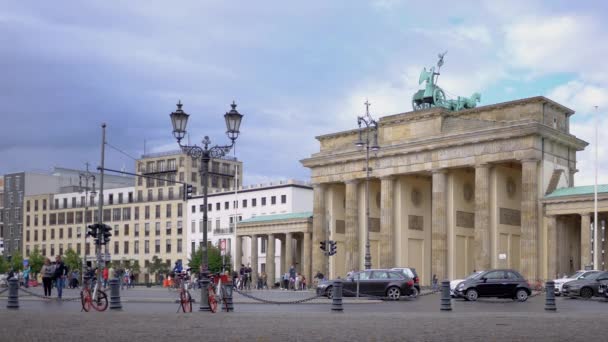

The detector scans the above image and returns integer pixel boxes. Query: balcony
[213,227,234,235]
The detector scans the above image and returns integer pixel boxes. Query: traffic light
[87,224,98,239]
[329,240,337,256]
[183,184,194,201]
[320,240,327,251]
[99,224,112,245]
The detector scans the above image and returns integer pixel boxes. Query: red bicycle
[175,275,192,313]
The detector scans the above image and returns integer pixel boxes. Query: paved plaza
[2,286,608,341]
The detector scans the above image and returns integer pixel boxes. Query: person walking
[289,265,297,291]
[40,258,54,298]
[432,274,438,290]
[22,265,31,288]
[54,255,68,299]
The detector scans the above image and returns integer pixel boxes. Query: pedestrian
[70,270,79,288]
[289,265,297,290]
[283,272,290,290]
[40,258,54,298]
[102,267,109,288]
[301,275,307,290]
[432,274,438,290]
[313,270,324,288]
[295,273,301,291]
[22,265,31,288]
[130,272,136,288]
[245,263,252,290]
[238,264,245,290]
[54,255,68,299]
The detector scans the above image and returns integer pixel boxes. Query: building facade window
[166,221,172,235]
[271,196,276,205]
[145,223,150,236]
[134,223,139,237]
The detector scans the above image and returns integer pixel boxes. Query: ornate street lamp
[170,100,243,311]
[79,163,96,281]
[355,100,379,270]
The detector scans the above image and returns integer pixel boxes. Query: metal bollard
[7,278,19,309]
[223,281,234,312]
[545,281,556,311]
[109,278,122,310]
[199,277,211,312]
[331,279,343,312]
[440,280,452,311]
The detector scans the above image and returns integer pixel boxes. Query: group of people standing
[281,264,307,290]
[39,255,69,299]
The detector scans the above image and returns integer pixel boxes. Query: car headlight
[457,283,465,290]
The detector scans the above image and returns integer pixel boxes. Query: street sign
[220,239,226,256]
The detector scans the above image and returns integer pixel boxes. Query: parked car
[450,271,484,297]
[561,271,608,298]
[0,273,7,287]
[553,270,600,296]
[597,279,608,298]
[453,269,531,302]
[391,267,420,297]
[316,269,415,300]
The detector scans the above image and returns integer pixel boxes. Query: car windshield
[466,271,484,280]
[569,271,584,278]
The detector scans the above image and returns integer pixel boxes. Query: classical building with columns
[301,96,589,285]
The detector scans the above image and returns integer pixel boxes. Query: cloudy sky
[1,0,607,186]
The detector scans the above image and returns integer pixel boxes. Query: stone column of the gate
[251,234,258,288]
[546,216,558,279]
[235,235,242,270]
[285,232,294,272]
[267,234,276,287]
[380,176,395,268]
[521,159,539,282]
[303,232,312,287]
[432,169,448,281]
[345,180,360,272]
[581,213,591,269]
[312,184,327,277]
[474,164,491,271]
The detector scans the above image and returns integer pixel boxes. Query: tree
[147,256,169,283]
[131,260,141,275]
[11,253,23,272]
[0,256,8,274]
[188,243,231,275]
[28,247,44,279]
[63,248,82,273]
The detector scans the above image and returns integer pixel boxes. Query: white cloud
[570,118,608,186]
[503,15,608,75]
[547,81,608,115]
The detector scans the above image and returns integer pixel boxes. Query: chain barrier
[231,286,325,305]
[418,288,441,297]
[17,286,82,302]
[341,288,386,300]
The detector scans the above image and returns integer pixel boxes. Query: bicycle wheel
[180,290,192,313]
[208,287,218,313]
[80,289,91,312]
[91,289,109,312]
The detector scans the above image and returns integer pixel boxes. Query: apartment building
[22,150,242,282]
[188,179,313,271]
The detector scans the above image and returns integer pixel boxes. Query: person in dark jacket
[54,255,69,299]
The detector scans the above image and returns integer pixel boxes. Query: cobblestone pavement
[1,308,607,342]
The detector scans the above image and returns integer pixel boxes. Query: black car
[316,269,415,300]
[453,269,531,302]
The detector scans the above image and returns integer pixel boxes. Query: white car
[450,271,484,297]
[0,274,8,287]
[553,270,600,295]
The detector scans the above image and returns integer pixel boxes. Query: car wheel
[409,287,419,298]
[386,286,401,300]
[465,289,478,301]
[325,286,333,299]
[580,287,593,299]
[516,289,528,302]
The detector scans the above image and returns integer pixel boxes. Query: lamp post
[355,100,379,270]
[170,100,243,311]
[79,162,97,281]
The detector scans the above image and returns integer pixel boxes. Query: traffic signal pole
[96,123,107,281]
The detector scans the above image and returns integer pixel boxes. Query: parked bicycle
[207,274,230,313]
[81,274,108,312]
[175,273,193,313]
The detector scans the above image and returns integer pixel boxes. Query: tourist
[40,258,54,298]
[54,255,68,299]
